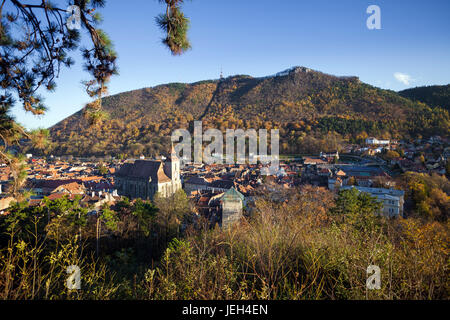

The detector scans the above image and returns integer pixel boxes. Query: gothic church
[115,151,182,200]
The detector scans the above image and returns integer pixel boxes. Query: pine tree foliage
[156,0,191,55]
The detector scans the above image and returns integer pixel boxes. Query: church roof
[185,176,209,185]
[169,144,178,161]
[210,179,234,189]
[221,187,245,202]
[116,160,171,183]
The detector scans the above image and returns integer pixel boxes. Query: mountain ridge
[46,66,449,157]
[49,66,359,129]
[399,84,450,111]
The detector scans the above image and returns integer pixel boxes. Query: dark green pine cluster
[156,0,191,55]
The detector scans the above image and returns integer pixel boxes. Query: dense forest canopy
[399,84,450,112]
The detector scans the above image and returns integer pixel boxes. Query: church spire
[170,143,178,160]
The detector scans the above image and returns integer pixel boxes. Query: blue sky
[11,0,450,130]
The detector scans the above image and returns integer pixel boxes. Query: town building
[184,176,210,195]
[320,151,339,161]
[199,187,245,228]
[366,138,390,145]
[115,151,182,200]
[340,186,405,218]
[220,187,245,228]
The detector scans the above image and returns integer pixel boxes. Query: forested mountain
[399,84,450,111]
[47,67,449,157]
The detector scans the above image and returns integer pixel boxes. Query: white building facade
[341,186,405,218]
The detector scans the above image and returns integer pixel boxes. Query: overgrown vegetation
[397,172,450,222]
[1,186,448,300]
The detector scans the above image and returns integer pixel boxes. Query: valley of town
[1,136,448,227]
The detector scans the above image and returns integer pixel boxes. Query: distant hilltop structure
[262,66,359,82]
[274,66,312,77]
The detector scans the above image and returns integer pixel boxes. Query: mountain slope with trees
[47,67,450,157]
[399,84,450,112]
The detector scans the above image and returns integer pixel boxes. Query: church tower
[164,144,181,184]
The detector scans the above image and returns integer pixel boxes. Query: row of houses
[301,160,405,218]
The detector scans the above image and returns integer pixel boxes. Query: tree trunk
[96,215,100,258]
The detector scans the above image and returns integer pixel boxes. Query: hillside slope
[399,84,450,111]
[48,67,449,157]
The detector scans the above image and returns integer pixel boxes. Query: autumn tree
[332,187,383,230]
[154,189,190,245]
[132,198,158,237]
